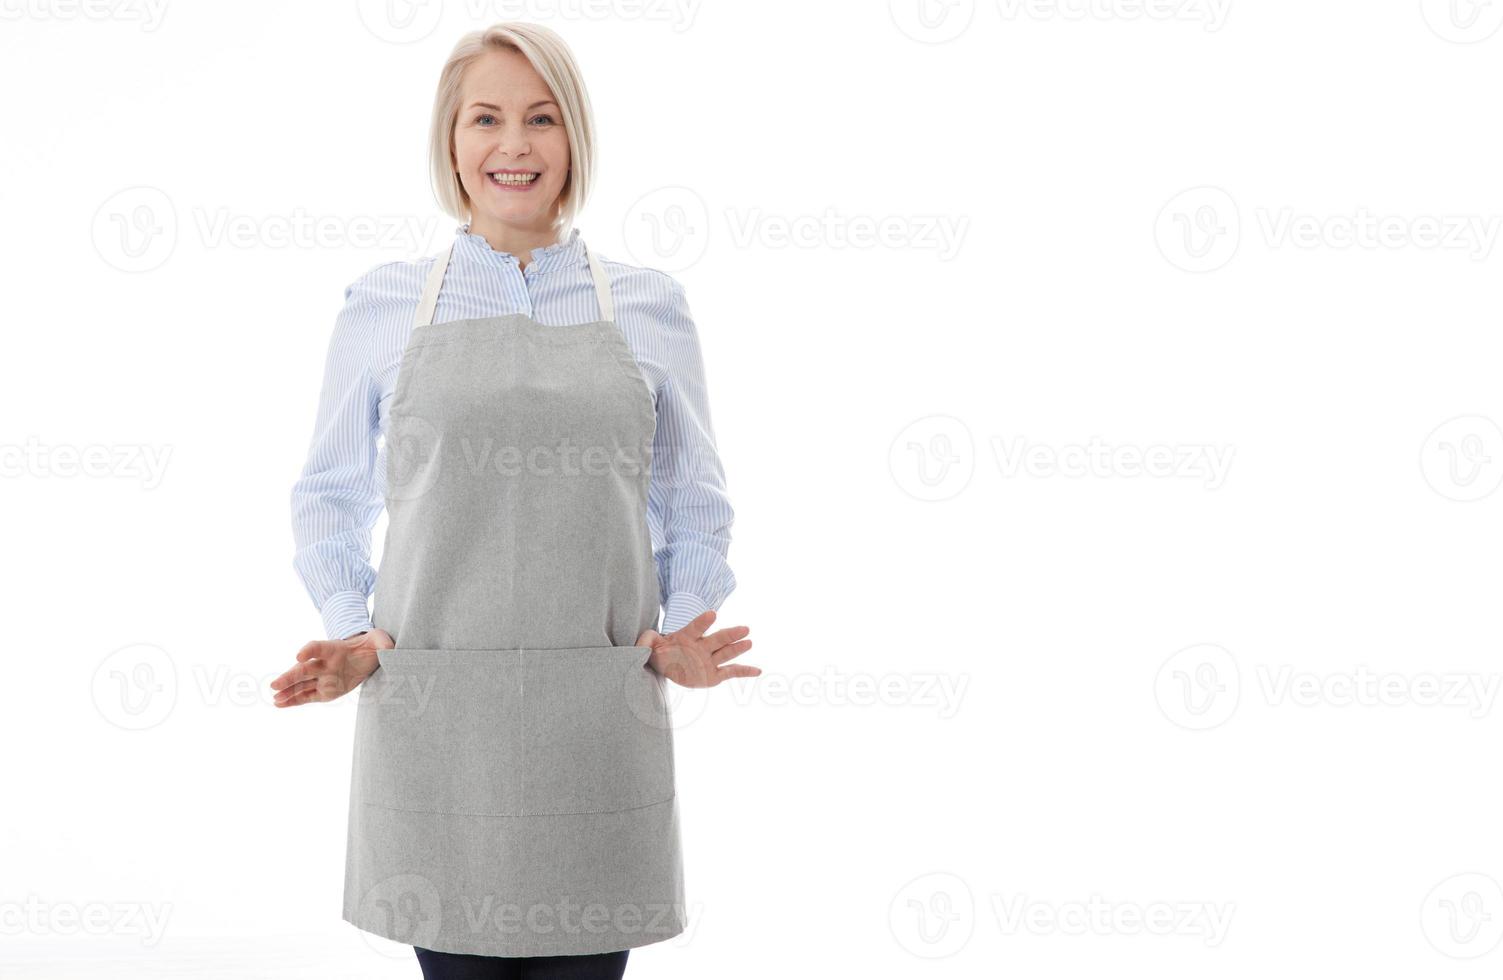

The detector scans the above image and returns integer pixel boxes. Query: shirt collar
[454,223,585,276]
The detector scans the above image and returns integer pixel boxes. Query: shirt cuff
[320,590,374,641]
[660,591,711,636]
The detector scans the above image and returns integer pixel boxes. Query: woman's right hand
[270,628,394,708]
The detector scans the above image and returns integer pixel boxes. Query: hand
[636,609,757,689]
[269,628,394,708]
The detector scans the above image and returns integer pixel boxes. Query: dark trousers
[413,945,629,980]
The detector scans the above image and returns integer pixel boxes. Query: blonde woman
[271,22,757,979]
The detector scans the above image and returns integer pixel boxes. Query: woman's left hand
[637,609,757,689]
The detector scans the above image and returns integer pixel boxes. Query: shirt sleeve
[290,272,384,641]
[647,275,737,635]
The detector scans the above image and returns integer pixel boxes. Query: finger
[703,625,750,649]
[673,608,717,641]
[296,639,338,664]
[270,660,323,692]
[272,677,320,705]
[274,687,326,708]
[273,682,326,703]
[654,647,718,689]
[712,664,761,685]
[709,638,753,665]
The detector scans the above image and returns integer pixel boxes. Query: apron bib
[342,236,686,957]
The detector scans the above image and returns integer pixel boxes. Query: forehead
[460,48,555,104]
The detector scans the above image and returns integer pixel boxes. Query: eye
[529,113,556,126]
[475,113,496,126]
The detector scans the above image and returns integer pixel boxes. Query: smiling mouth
[488,171,540,186]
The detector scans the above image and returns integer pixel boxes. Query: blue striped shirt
[290,223,735,642]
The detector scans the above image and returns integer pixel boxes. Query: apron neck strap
[414,242,453,329]
[413,234,614,328]
[584,242,614,324]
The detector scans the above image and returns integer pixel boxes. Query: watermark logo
[889,0,977,43]
[624,186,710,272]
[92,187,444,270]
[892,420,1232,499]
[93,186,177,274]
[386,412,444,502]
[1420,0,1503,43]
[1158,186,1503,271]
[890,872,1234,955]
[92,643,178,731]
[889,871,975,958]
[1155,643,1239,731]
[1421,872,1503,958]
[358,874,444,957]
[889,415,975,502]
[1157,646,1503,727]
[1420,415,1503,502]
[356,0,445,43]
[1155,186,1240,273]
[624,191,968,270]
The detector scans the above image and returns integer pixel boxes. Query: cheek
[453,139,481,169]
[544,134,571,171]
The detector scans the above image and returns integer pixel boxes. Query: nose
[492,118,532,158]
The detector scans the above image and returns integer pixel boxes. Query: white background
[3,0,1503,977]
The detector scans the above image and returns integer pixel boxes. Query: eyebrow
[466,100,559,111]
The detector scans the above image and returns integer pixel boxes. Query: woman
[271,22,757,980]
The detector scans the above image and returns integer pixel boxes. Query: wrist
[660,592,711,635]
[321,591,374,642]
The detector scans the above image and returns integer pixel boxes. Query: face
[452,47,571,235]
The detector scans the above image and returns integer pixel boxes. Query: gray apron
[342,236,686,957]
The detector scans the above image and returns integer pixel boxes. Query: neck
[465,218,565,271]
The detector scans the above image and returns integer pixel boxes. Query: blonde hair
[428,22,598,237]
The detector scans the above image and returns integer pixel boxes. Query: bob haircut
[428,22,598,238]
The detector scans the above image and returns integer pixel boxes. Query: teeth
[490,172,538,185]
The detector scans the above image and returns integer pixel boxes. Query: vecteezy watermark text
[1,437,171,488]
[991,436,1233,488]
[1156,186,1503,273]
[1156,644,1503,730]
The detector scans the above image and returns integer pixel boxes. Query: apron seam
[354,793,677,818]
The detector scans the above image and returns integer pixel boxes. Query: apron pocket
[519,645,676,816]
[352,646,674,818]
[354,648,527,815]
